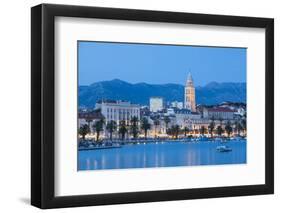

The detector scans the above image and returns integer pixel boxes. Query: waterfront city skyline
[78,41,247,171]
[78,41,246,86]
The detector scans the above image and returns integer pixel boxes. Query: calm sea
[78,140,246,171]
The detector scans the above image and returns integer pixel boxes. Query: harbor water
[78,140,246,171]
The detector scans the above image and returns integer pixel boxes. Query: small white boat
[216,145,232,152]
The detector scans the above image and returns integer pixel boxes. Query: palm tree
[216,126,223,137]
[118,120,128,140]
[92,119,104,142]
[241,113,247,135]
[208,117,215,138]
[194,129,199,135]
[183,126,190,137]
[153,118,160,138]
[224,121,233,138]
[85,118,93,133]
[234,120,243,136]
[167,125,180,139]
[200,126,206,136]
[172,125,180,139]
[79,124,90,140]
[130,116,139,139]
[141,117,151,140]
[218,117,223,126]
[163,116,170,133]
[106,120,117,140]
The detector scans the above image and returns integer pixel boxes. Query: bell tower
[184,73,196,112]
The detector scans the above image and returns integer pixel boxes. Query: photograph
[29,3,274,209]
[77,41,247,171]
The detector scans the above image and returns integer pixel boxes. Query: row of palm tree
[79,115,246,141]
[79,116,152,141]
[165,123,227,139]
[200,119,245,138]
[166,119,246,139]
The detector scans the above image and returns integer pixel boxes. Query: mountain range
[79,79,246,107]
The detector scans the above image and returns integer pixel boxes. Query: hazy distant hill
[79,79,246,107]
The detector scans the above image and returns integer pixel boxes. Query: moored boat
[216,145,232,152]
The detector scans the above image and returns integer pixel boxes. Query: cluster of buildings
[79,73,246,140]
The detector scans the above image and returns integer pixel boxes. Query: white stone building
[203,107,235,120]
[171,101,183,109]
[95,100,140,125]
[149,97,164,112]
[174,109,201,129]
[78,110,104,133]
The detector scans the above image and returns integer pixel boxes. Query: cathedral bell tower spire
[184,72,196,112]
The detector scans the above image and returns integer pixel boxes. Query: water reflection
[78,140,246,171]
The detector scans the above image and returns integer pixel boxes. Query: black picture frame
[31,3,274,209]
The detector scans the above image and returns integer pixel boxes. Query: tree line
[79,115,246,141]
[79,116,150,141]
[166,119,246,139]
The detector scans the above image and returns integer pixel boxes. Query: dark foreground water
[78,140,246,171]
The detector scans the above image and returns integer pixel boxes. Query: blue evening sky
[78,41,246,86]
